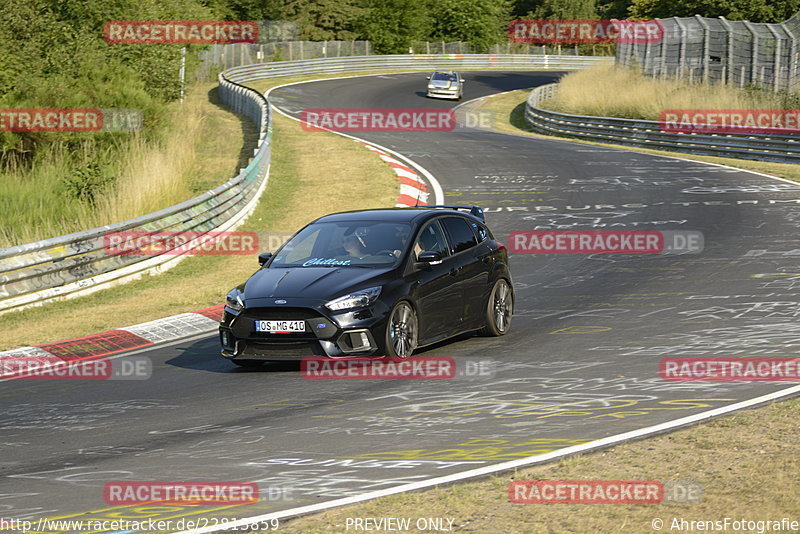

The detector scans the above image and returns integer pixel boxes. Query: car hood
[428,79,453,88]
[242,266,392,302]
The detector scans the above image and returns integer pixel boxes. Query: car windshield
[270,221,413,268]
[431,72,457,82]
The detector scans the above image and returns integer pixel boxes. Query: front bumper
[427,89,459,99]
[219,303,388,361]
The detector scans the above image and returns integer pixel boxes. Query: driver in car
[343,233,369,259]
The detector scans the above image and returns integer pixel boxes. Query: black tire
[231,359,264,368]
[479,278,513,336]
[384,301,418,358]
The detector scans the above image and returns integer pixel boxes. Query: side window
[442,217,478,254]
[472,222,489,242]
[413,221,449,260]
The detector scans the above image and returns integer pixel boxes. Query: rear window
[432,72,457,82]
[441,217,478,254]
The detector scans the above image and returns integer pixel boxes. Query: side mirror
[426,76,431,80]
[417,251,442,265]
[460,79,465,83]
[258,252,272,266]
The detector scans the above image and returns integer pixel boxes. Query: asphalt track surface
[3,71,800,532]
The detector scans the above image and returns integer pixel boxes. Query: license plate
[255,320,306,333]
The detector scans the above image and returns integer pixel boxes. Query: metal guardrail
[0,54,607,315]
[524,83,800,164]
[222,54,609,83]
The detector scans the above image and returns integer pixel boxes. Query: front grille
[231,306,329,340]
[243,307,320,320]
[241,339,325,358]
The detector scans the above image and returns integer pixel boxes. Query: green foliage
[595,0,635,19]
[528,0,598,19]
[62,162,114,205]
[0,0,217,163]
[357,0,430,54]
[428,0,512,53]
[628,0,799,22]
[240,0,364,40]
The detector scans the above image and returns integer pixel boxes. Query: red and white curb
[0,305,223,365]
[358,141,429,207]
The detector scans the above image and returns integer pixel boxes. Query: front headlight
[325,286,382,311]
[225,290,245,311]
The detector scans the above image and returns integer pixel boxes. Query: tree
[530,0,597,19]
[356,0,430,54]
[249,0,365,40]
[596,0,635,19]
[629,0,799,22]
[428,0,512,53]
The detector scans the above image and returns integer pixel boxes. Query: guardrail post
[695,15,710,82]
[743,21,760,86]
[765,24,783,91]
[675,18,687,79]
[789,30,799,92]
[718,17,735,85]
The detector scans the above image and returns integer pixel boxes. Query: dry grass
[96,84,219,222]
[541,63,799,120]
[262,399,800,533]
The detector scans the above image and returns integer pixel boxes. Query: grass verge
[474,89,800,183]
[539,63,800,120]
[0,76,397,350]
[265,398,799,533]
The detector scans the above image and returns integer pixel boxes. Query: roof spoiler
[425,205,485,222]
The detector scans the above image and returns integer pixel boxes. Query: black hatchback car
[219,206,512,365]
